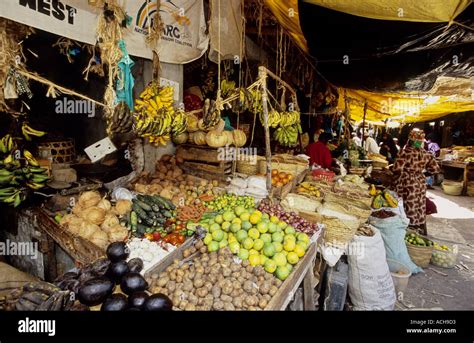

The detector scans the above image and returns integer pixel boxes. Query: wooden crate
[176,144,233,182]
[36,209,105,265]
[144,238,318,311]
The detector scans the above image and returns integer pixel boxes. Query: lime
[268,222,278,233]
[270,215,280,224]
[221,221,231,232]
[236,230,248,243]
[287,252,299,265]
[214,215,224,224]
[249,213,260,225]
[253,238,264,251]
[249,254,261,266]
[212,230,225,242]
[229,241,240,254]
[283,240,296,252]
[263,243,276,257]
[232,218,242,225]
[275,265,290,281]
[260,233,272,244]
[284,226,296,235]
[210,223,221,233]
[248,228,260,240]
[208,241,219,252]
[257,221,269,234]
[277,221,288,230]
[272,232,284,243]
[203,233,213,245]
[284,234,296,242]
[297,232,309,243]
[242,237,254,250]
[294,244,306,257]
[241,220,252,231]
[219,239,229,248]
[296,241,308,251]
[273,252,287,267]
[223,211,235,222]
[240,212,251,222]
[235,206,246,216]
[272,242,283,253]
[264,259,277,273]
[238,248,249,260]
[249,249,259,256]
[230,223,241,233]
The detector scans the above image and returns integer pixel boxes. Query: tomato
[144,233,154,241]
[152,232,161,241]
[177,235,185,244]
[162,234,171,243]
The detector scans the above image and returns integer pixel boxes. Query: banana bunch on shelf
[0,150,49,207]
[273,124,302,147]
[0,134,15,154]
[107,102,133,135]
[21,123,46,141]
[133,83,181,146]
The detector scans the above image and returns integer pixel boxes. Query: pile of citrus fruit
[271,169,293,187]
[199,206,310,281]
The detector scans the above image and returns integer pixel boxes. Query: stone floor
[398,188,474,310]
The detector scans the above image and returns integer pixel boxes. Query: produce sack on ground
[369,210,422,274]
[348,227,396,310]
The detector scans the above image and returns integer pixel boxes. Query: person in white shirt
[351,132,362,147]
[363,132,380,154]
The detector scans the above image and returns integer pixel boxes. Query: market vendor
[380,132,399,163]
[306,132,333,169]
[391,129,441,235]
[363,131,380,154]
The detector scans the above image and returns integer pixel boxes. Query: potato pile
[60,191,131,249]
[133,155,220,207]
[149,241,281,311]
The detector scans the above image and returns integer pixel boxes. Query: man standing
[351,132,362,147]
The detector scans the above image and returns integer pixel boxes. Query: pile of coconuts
[148,240,282,311]
[54,242,172,311]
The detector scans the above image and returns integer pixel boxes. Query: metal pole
[259,66,272,193]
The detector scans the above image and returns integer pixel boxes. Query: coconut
[101,213,120,232]
[78,191,102,208]
[90,230,109,249]
[80,207,106,225]
[79,222,100,239]
[108,225,129,243]
[115,200,132,216]
[97,198,112,211]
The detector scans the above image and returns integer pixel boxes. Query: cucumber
[136,224,148,236]
[152,195,170,210]
[132,203,147,219]
[134,199,152,212]
[162,210,173,218]
[130,211,138,232]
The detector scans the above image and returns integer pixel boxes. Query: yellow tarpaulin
[303,0,471,22]
[338,88,474,124]
[262,0,308,52]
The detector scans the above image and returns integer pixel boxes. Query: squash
[232,129,247,147]
[198,118,207,131]
[172,132,188,145]
[187,132,195,143]
[224,130,234,146]
[186,114,199,132]
[206,129,228,148]
[193,131,207,145]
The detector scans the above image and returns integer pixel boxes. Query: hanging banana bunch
[273,124,301,147]
[106,101,133,135]
[0,140,49,207]
[201,98,221,129]
[133,83,183,146]
[21,123,46,141]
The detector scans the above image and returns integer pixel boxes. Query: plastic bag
[348,227,396,310]
[369,211,422,274]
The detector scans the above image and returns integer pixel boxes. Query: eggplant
[78,278,115,306]
[54,271,79,284]
[120,273,148,295]
[78,270,96,285]
[56,279,81,294]
[101,294,128,311]
[106,242,130,262]
[107,261,130,283]
[143,294,173,311]
[128,291,149,309]
[127,258,144,273]
[90,258,111,277]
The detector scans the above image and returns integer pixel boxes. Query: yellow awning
[338,87,474,123]
[262,0,308,52]
[303,0,471,22]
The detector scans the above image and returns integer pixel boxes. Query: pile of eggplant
[54,242,173,311]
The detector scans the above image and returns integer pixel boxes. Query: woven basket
[467,182,474,197]
[406,243,433,268]
[38,139,76,164]
[324,192,373,212]
[323,216,358,247]
[237,159,258,175]
[372,160,389,169]
[442,180,463,196]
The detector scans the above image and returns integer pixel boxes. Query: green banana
[0,169,13,177]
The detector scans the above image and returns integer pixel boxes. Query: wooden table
[439,160,474,195]
[145,235,323,311]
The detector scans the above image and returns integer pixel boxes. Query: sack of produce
[247,176,267,191]
[230,177,248,189]
[348,227,396,311]
[281,193,321,213]
[369,211,421,274]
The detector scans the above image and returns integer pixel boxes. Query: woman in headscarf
[391,129,441,235]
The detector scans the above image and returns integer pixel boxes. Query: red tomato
[177,235,185,244]
[152,232,161,241]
